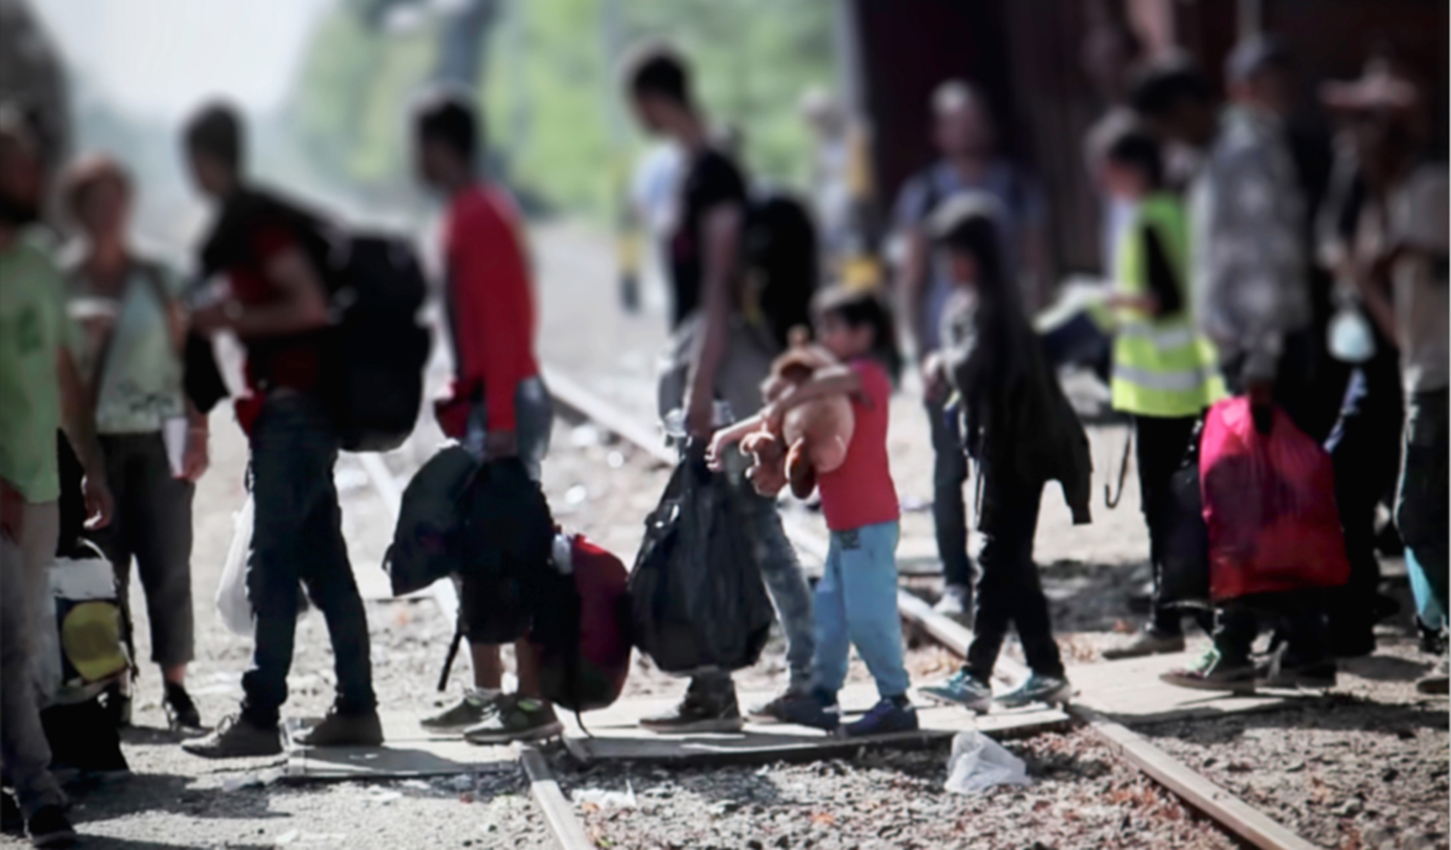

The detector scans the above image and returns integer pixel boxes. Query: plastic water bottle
[662,400,736,438]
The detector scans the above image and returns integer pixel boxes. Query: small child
[711,286,915,737]
[918,193,1093,713]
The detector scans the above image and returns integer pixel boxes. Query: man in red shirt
[182,103,382,758]
[412,92,561,743]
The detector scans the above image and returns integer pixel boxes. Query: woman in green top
[63,154,206,732]
[1095,127,1224,661]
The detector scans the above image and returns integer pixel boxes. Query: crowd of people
[0,26,1444,850]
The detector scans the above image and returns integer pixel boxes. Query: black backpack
[743,191,819,349]
[323,233,431,452]
[200,189,430,452]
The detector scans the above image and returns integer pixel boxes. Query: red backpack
[528,535,631,712]
[1200,398,1351,601]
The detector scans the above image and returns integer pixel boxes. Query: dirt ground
[10,223,1447,850]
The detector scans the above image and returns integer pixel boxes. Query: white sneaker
[934,583,972,621]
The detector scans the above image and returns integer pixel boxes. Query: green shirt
[0,233,69,502]
[68,261,186,434]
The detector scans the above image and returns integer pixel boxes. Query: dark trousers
[926,398,974,589]
[1324,362,1403,642]
[1134,414,1200,637]
[1397,389,1449,611]
[242,394,375,725]
[964,476,1064,680]
[87,432,196,667]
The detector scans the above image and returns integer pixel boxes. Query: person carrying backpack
[621,43,816,731]
[714,287,918,737]
[411,91,563,743]
[918,194,1093,713]
[61,154,207,733]
[181,103,381,758]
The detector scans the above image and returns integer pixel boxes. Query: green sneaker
[996,673,1073,709]
[462,695,563,744]
[420,691,501,733]
[918,670,994,713]
[1160,646,1256,693]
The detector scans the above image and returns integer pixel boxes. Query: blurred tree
[286,0,835,219]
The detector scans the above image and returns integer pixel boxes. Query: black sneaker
[1256,649,1337,690]
[182,713,282,759]
[462,696,563,744]
[298,706,384,748]
[746,687,809,723]
[640,686,744,734]
[774,690,841,733]
[164,682,204,734]
[843,697,918,738]
[25,805,77,848]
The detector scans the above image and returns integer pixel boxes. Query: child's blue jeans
[813,520,911,699]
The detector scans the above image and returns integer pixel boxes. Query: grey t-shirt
[1388,163,1449,393]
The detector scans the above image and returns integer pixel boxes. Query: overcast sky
[33,0,336,120]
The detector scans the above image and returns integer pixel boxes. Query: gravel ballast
[559,729,1243,850]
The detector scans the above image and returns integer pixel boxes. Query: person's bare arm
[705,413,766,470]
[764,366,863,431]
[897,226,930,361]
[192,247,330,338]
[684,203,742,437]
[57,345,113,528]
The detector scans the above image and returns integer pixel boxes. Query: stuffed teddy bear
[709,327,854,499]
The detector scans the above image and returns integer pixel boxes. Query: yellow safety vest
[1111,194,1225,417]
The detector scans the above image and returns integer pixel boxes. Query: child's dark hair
[812,286,904,386]
[1104,125,1163,189]
[414,88,480,164]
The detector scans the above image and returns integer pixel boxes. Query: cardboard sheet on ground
[1065,650,1301,722]
[558,682,1069,766]
[281,683,1070,780]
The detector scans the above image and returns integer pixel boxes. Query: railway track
[359,362,1323,850]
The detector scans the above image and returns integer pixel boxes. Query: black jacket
[942,289,1093,532]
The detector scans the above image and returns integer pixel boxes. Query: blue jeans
[1398,389,1448,613]
[813,521,911,699]
[242,393,375,725]
[926,398,974,589]
[465,376,554,481]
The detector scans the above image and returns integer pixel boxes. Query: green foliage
[287,0,836,218]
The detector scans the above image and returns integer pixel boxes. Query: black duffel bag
[629,448,773,675]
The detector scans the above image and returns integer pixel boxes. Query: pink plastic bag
[1199,398,1351,601]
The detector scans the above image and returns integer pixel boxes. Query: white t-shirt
[1388,164,1449,393]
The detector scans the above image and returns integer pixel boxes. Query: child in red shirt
[726,287,916,737]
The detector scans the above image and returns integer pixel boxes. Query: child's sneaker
[996,673,1073,709]
[918,669,994,713]
[843,697,918,738]
[774,690,841,732]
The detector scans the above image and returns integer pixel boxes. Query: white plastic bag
[215,494,313,637]
[216,495,256,636]
[944,730,1032,794]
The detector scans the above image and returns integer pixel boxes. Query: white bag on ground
[216,495,256,636]
[944,730,1032,794]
